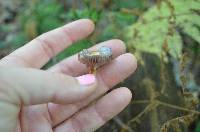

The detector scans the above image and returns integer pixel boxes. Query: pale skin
[0,19,137,132]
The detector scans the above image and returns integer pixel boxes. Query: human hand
[0,19,137,132]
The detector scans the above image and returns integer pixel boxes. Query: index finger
[0,19,95,68]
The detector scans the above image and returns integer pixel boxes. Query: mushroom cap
[98,46,112,56]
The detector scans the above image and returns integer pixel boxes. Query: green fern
[126,0,200,59]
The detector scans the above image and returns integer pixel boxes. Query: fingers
[0,19,94,68]
[48,53,137,126]
[54,88,132,132]
[0,68,97,106]
[97,53,137,88]
[49,39,126,76]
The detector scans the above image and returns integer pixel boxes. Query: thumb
[0,68,97,106]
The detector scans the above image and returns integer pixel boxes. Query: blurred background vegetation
[0,0,200,131]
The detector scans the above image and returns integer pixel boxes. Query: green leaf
[126,0,200,59]
[56,39,92,60]
[8,32,28,48]
[39,17,62,33]
[196,121,200,132]
[35,0,63,18]
[178,14,200,43]
[65,8,101,23]
[167,31,183,58]
[112,0,143,9]
[111,11,137,26]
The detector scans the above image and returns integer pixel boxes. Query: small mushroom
[78,46,112,74]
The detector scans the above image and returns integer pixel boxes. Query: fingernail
[76,74,96,86]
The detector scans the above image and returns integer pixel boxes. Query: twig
[156,100,200,114]
[113,117,134,132]
[128,103,154,125]
[131,100,149,104]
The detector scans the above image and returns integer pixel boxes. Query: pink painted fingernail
[76,74,96,85]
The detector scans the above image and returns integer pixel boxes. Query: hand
[0,19,137,132]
